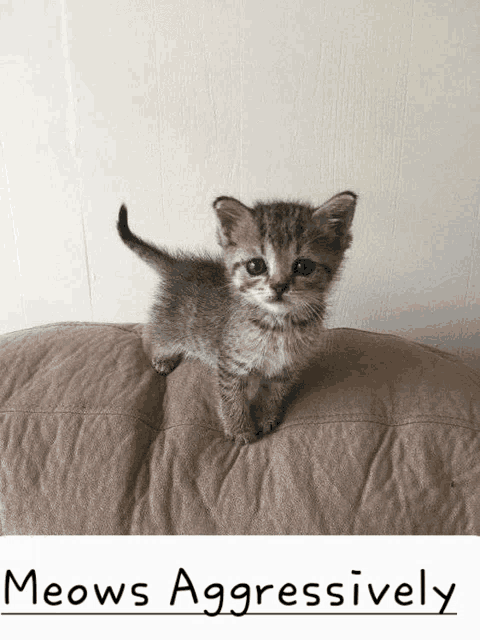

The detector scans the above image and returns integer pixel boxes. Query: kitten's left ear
[312,191,357,245]
[213,196,257,247]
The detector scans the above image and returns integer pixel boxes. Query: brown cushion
[0,322,479,534]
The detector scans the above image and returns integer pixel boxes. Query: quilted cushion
[0,322,479,534]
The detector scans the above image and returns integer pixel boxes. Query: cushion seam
[1,409,478,432]
[279,417,480,432]
[0,409,161,434]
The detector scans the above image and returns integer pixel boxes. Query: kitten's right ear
[313,191,357,225]
[213,196,255,247]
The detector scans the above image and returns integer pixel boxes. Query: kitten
[117,191,357,444]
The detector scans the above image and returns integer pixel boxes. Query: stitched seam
[278,417,480,432]
[1,410,479,434]
[283,411,479,425]
[0,409,161,434]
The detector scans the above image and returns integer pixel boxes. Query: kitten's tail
[117,204,176,272]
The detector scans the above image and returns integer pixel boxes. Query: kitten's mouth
[250,291,291,313]
[265,296,291,311]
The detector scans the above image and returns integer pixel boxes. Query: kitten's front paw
[224,427,258,445]
[152,356,181,375]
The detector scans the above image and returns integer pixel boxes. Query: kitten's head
[213,191,357,320]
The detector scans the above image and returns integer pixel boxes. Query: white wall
[1,0,479,355]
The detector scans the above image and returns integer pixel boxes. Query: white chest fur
[233,322,317,379]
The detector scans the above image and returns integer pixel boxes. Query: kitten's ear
[213,196,257,247]
[312,191,357,245]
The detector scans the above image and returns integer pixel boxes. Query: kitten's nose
[271,281,289,298]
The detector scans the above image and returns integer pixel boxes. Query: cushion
[0,322,479,535]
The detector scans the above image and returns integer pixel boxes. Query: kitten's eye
[292,258,316,276]
[246,258,267,276]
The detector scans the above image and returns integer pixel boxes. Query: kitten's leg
[152,354,183,375]
[217,367,257,444]
[142,324,183,375]
[256,378,296,436]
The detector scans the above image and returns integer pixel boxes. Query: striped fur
[117,192,357,444]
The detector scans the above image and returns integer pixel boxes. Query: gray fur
[117,192,357,444]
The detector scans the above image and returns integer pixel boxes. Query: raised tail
[117,204,176,272]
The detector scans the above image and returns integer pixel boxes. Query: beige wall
[1,0,479,354]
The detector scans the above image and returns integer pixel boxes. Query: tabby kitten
[117,191,357,444]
